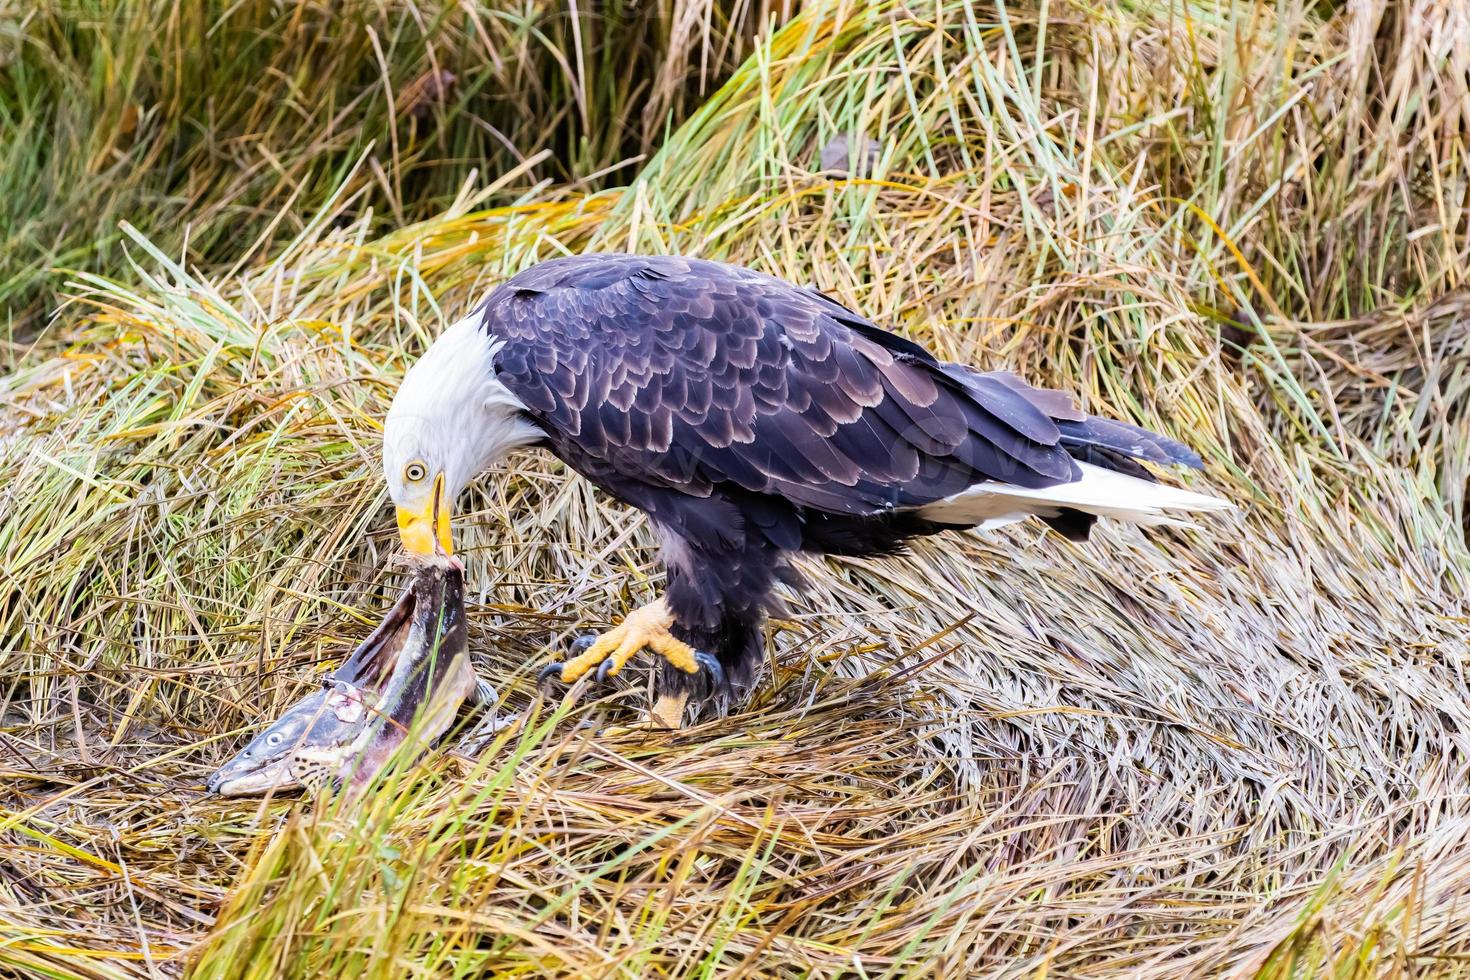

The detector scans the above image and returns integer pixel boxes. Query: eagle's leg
[538,598,724,699]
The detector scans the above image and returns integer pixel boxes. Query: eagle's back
[479,253,1201,548]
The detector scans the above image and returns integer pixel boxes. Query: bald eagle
[383,254,1229,729]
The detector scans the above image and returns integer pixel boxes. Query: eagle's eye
[404,462,428,483]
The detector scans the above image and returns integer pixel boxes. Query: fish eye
[404,461,427,483]
[266,732,283,746]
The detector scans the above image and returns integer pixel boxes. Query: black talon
[537,662,567,695]
[569,634,597,657]
[595,657,618,684]
[694,651,725,690]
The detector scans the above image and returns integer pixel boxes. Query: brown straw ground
[2,0,1469,976]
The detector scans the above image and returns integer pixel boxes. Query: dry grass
[2,0,1469,976]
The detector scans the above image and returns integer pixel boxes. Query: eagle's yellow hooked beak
[396,472,454,557]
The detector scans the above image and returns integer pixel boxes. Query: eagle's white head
[383,313,540,557]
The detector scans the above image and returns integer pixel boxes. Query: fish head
[205,682,369,796]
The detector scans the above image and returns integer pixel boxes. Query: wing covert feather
[483,254,1105,515]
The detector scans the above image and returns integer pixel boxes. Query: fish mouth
[207,558,477,797]
[206,755,297,797]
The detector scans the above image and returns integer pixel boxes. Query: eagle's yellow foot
[538,600,724,692]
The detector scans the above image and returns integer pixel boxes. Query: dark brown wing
[479,254,1186,518]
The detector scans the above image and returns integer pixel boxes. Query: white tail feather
[917,462,1233,528]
